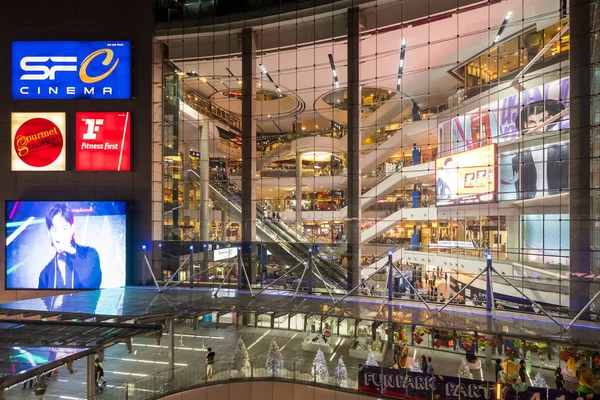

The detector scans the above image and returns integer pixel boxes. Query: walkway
[5,320,576,399]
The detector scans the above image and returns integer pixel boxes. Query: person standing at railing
[206,348,215,379]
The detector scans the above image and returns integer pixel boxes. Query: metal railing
[86,356,360,400]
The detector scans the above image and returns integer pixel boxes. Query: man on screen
[436,157,458,200]
[38,203,102,289]
[516,99,565,133]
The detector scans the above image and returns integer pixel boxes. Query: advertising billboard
[358,365,592,400]
[76,112,131,171]
[438,77,569,156]
[523,214,569,265]
[12,41,131,99]
[499,143,569,201]
[435,145,496,206]
[5,201,127,290]
[11,112,66,171]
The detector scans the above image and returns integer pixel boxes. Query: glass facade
[153,0,599,318]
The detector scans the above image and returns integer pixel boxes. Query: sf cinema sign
[12,41,131,99]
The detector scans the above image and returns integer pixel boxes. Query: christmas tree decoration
[312,349,329,383]
[457,362,473,380]
[411,360,422,373]
[366,351,379,366]
[232,338,250,372]
[265,339,284,376]
[531,371,550,388]
[335,357,348,387]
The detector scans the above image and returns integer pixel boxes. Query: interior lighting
[494,11,513,43]
[328,54,340,88]
[397,38,407,91]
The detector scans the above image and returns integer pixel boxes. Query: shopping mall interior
[1,0,599,399]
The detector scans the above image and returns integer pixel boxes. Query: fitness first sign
[12,41,131,99]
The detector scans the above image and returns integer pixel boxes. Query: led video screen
[435,145,497,207]
[499,143,569,201]
[438,77,569,156]
[5,201,127,290]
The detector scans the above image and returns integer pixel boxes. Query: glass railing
[85,356,361,400]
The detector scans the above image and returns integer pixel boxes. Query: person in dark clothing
[206,347,215,379]
[94,358,105,388]
[495,359,503,382]
[420,355,428,373]
[22,377,34,390]
[519,360,527,384]
[38,204,102,289]
[555,367,565,390]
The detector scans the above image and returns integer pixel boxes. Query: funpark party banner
[358,365,598,400]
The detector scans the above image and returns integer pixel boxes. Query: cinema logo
[11,113,66,171]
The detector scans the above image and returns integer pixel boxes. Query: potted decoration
[413,331,423,344]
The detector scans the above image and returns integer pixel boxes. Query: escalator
[200,173,349,292]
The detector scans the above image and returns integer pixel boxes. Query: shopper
[426,357,434,375]
[495,359,503,382]
[555,367,565,390]
[393,344,400,366]
[420,355,428,372]
[22,377,34,390]
[94,358,106,388]
[206,347,216,379]
[518,360,527,384]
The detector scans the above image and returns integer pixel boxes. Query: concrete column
[569,0,592,318]
[87,354,96,398]
[168,319,175,379]
[220,209,227,241]
[241,28,257,284]
[346,6,361,290]
[199,122,210,241]
[296,152,303,232]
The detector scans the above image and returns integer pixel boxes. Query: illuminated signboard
[435,144,497,207]
[12,41,131,99]
[76,112,131,171]
[11,112,66,171]
[214,247,238,261]
[5,201,128,290]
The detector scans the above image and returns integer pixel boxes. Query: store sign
[358,365,592,400]
[76,112,131,171]
[12,41,131,99]
[214,247,238,261]
[11,112,66,171]
[435,145,497,207]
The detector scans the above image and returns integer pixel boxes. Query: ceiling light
[397,38,407,91]
[328,54,340,89]
[494,11,512,43]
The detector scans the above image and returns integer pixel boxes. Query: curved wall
[160,381,377,400]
